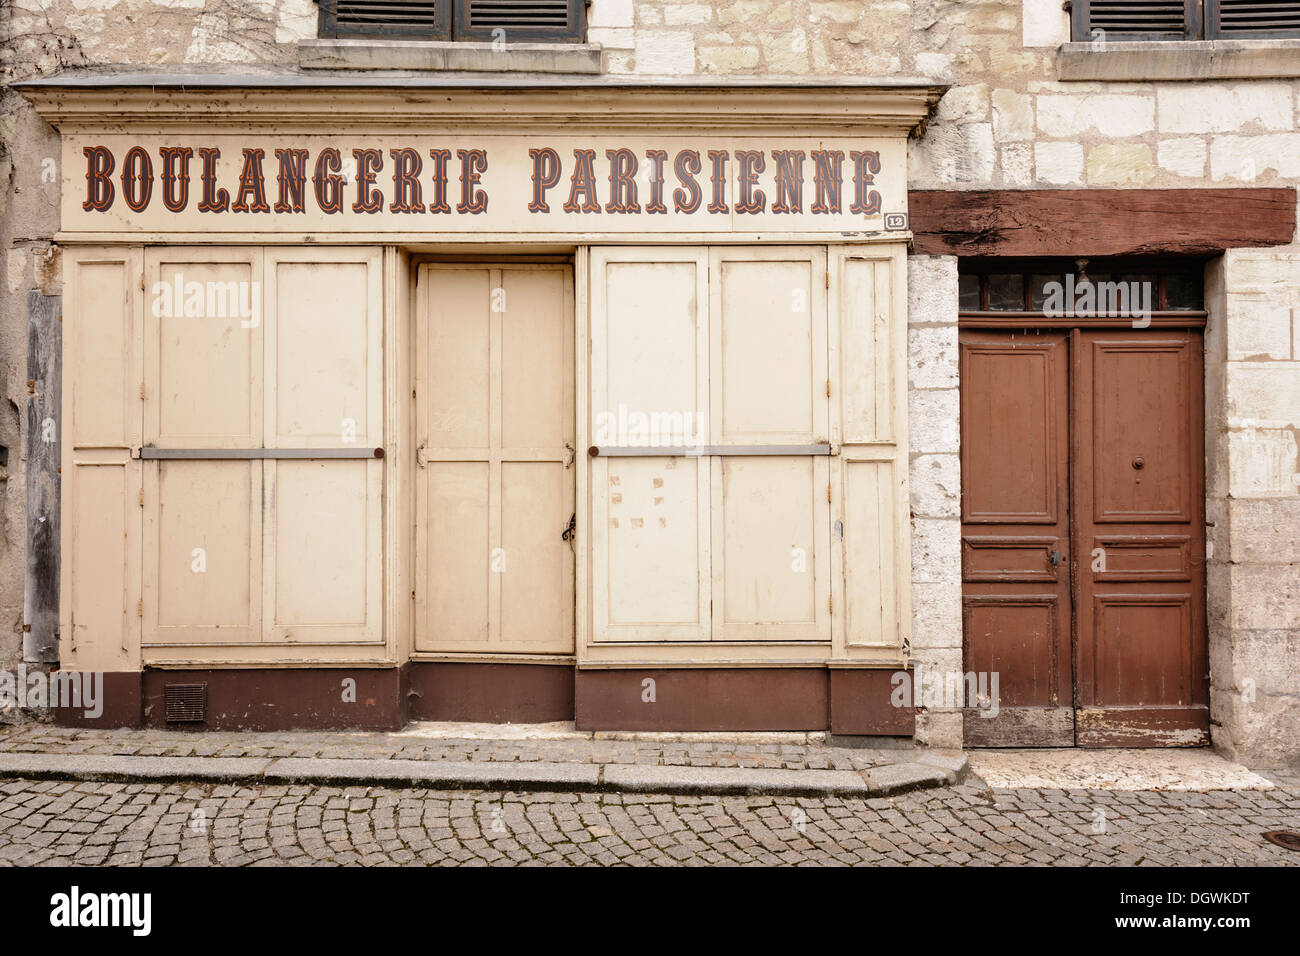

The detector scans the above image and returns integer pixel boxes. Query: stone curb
[0,752,967,798]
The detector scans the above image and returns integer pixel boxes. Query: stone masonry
[908,256,962,749]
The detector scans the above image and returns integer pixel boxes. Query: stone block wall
[907,255,963,749]
[1206,251,1300,766]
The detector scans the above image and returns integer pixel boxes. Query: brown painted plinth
[829,669,915,736]
[408,662,574,723]
[53,671,142,728]
[51,664,916,734]
[139,667,407,731]
[575,668,827,731]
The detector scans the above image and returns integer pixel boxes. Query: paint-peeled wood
[25,291,61,663]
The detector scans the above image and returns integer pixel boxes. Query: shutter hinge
[139,382,146,400]
[826,379,831,398]
[825,271,830,290]
[827,483,832,503]
[829,595,833,614]
[137,599,144,617]
[138,488,144,507]
[139,274,145,292]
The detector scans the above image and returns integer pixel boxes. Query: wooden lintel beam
[910,188,1297,258]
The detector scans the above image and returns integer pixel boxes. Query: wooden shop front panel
[414,263,575,655]
[585,245,910,663]
[63,245,386,666]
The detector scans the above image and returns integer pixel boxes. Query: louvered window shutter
[1208,0,1300,37]
[319,0,452,39]
[1072,0,1200,40]
[455,0,585,42]
[318,0,585,42]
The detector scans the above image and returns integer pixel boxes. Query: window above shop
[958,258,1208,328]
[1071,0,1300,41]
[317,0,587,43]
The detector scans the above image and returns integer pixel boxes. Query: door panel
[424,461,490,647]
[416,264,575,654]
[960,332,1073,745]
[713,456,826,639]
[713,256,822,442]
[1073,331,1207,746]
[841,457,901,648]
[145,252,261,449]
[153,461,260,637]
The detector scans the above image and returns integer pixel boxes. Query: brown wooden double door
[960,329,1207,747]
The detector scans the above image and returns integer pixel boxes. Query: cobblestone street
[2,775,1298,867]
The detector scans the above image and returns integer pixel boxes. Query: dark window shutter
[1208,0,1300,37]
[1072,0,1200,40]
[319,0,452,40]
[455,0,585,43]
[318,0,584,42]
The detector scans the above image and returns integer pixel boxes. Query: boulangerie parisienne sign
[63,135,906,234]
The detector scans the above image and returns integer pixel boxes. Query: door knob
[1049,549,1062,567]
[1132,456,1145,470]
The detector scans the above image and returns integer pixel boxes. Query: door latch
[563,442,575,468]
[561,513,576,542]
[415,443,428,468]
[1049,548,1062,567]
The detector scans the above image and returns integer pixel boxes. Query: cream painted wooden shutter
[589,246,831,644]
[590,248,711,643]
[61,247,143,671]
[415,263,575,653]
[142,248,263,645]
[263,248,383,644]
[141,247,383,647]
[830,249,911,657]
[708,247,831,643]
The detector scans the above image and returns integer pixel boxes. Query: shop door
[414,264,575,654]
[960,329,1207,747]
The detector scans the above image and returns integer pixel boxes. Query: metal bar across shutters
[589,444,832,457]
[139,447,384,459]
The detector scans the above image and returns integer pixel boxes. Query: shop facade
[22,80,939,735]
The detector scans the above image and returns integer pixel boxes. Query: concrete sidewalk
[0,723,967,798]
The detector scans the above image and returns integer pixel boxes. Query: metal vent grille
[1086,0,1191,36]
[1213,0,1300,36]
[164,683,207,723]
